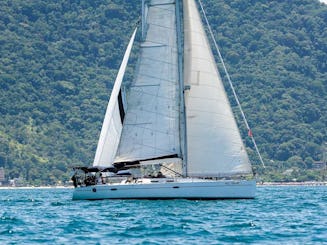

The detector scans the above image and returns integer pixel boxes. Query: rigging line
[159,164,183,177]
[197,0,265,168]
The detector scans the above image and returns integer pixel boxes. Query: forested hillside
[0,0,326,185]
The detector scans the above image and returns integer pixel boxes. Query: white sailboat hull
[72,179,256,200]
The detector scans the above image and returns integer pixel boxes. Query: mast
[176,0,187,177]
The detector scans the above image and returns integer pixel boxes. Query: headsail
[183,0,252,177]
[93,28,137,167]
[114,0,181,163]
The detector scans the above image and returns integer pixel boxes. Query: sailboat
[72,0,258,200]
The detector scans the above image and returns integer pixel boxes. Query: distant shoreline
[257,181,327,186]
[0,181,326,190]
[0,186,73,190]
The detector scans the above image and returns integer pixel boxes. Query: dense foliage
[0,0,326,185]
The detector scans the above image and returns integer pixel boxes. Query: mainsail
[183,0,252,177]
[114,0,181,163]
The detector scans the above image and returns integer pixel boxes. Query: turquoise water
[0,186,326,244]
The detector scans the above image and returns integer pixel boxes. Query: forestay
[183,0,252,177]
[93,28,137,167]
[115,0,181,163]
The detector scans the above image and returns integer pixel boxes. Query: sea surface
[0,186,326,244]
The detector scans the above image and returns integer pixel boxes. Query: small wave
[0,227,14,235]
[0,213,25,226]
[220,234,266,244]
[50,201,66,206]
[188,228,213,236]
[8,198,43,204]
[110,212,131,218]
[301,201,320,208]
[122,223,183,238]
[222,221,257,229]
[60,219,99,234]
[124,224,145,233]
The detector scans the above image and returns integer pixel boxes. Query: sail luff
[93,28,137,167]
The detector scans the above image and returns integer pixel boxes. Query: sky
[319,0,327,4]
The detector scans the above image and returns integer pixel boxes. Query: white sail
[93,28,137,167]
[72,0,256,201]
[183,0,252,177]
[114,0,181,163]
